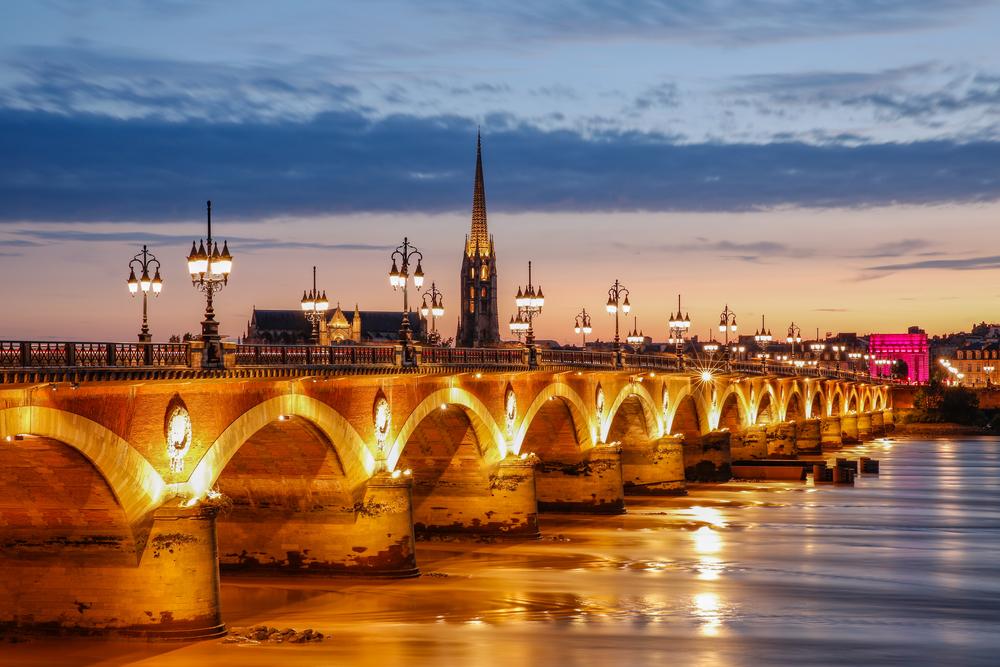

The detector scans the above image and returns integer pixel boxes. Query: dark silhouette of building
[456,131,500,348]
[244,305,424,344]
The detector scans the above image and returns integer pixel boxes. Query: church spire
[466,128,489,257]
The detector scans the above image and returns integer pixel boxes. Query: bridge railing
[0,341,190,368]
[539,349,617,368]
[0,339,892,384]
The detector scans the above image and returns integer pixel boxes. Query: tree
[892,359,909,381]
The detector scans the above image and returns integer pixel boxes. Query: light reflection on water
[5,437,1000,667]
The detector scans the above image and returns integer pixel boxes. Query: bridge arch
[830,387,844,416]
[514,382,595,455]
[666,385,709,441]
[0,406,165,536]
[603,383,663,443]
[754,385,779,425]
[808,387,826,419]
[388,387,506,471]
[783,385,805,421]
[716,385,750,432]
[847,388,860,413]
[187,394,375,500]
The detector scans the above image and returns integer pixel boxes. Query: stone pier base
[218,472,417,577]
[0,503,224,639]
[731,425,767,460]
[795,418,822,454]
[871,411,886,438]
[684,430,732,482]
[536,444,625,514]
[766,421,798,458]
[841,412,859,444]
[883,409,895,433]
[414,455,539,538]
[821,416,842,449]
[621,434,686,494]
[858,412,873,441]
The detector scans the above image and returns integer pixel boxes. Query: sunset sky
[2,1,999,343]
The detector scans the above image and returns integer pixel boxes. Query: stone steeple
[456,130,501,348]
[466,129,491,258]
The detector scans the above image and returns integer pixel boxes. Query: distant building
[244,305,425,344]
[456,131,501,348]
[948,343,1000,386]
[869,327,929,383]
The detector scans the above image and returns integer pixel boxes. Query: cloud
[431,0,991,45]
[630,82,680,114]
[813,308,848,312]
[855,238,936,258]
[8,229,392,252]
[2,108,1000,222]
[859,254,1000,280]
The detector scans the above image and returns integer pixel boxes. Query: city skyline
[2,1,1000,341]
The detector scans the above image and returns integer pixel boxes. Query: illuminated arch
[388,387,507,471]
[715,384,751,431]
[603,382,663,442]
[513,382,595,454]
[829,386,845,416]
[0,405,166,541]
[782,384,806,421]
[847,387,860,413]
[807,386,827,418]
[187,394,376,499]
[664,383,711,436]
[753,383,779,424]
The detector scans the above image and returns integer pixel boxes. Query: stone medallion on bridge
[504,385,517,440]
[165,397,192,474]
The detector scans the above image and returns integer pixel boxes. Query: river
[5,436,1000,666]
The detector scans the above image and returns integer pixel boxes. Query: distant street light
[388,236,424,365]
[126,244,163,342]
[786,322,802,359]
[300,266,329,344]
[573,308,593,347]
[186,200,233,368]
[420,282,446,345]
[985,365,995,386]
[754,314,772,372]
[718,304,737,369]
[626,316,645,348]
[606,279,631,367]
[668,294,691,361]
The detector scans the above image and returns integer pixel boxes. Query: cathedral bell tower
[456,131,500,348]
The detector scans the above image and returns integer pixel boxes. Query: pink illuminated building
[868,327,929,384]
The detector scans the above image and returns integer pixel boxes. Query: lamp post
[718,304,737,370]
[786,322,802,359]
[754,314,772,372]
[510,260,544,366]
[574,308,593,348]
[668,294,691,361]
[703,338,720,360]
[985,365,995,387]
[388,237,425,365]
[300,266,329,344]
[626,316,645,349]
[126,244,163,342]
[186,200,233,369]
[420,282,445,345]
[605,279,631,368]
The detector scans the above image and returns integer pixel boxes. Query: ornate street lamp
[300,265,329,344]
[626,317,645,348]
[703,339,720,358]
[754,314,772,371]
[718,304,737,369]
[606,279,631,367]
[186,200,233,369]
[126,244,163,342]
[420,282,445,345]
[510,261,544,366]
[573,308,593,347]
[388,237,425,365]
[786,322,802,359]
[668,293,691,360]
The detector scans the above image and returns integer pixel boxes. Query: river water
[5,437,1000,666]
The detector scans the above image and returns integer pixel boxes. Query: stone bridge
[0,342,891,638]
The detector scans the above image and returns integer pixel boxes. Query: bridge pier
[766,421,798,458]
[731,425,767,460]
[0,502,224,639]
[820,416,842,449]
[871,411,886,437]
[858,412,873,441]
[685,430,732,482]
[621,434,686,494]
[795,418,822,454]
[883,409,895,433]
[536,444,625,514]
[218,472,417,577]
[414,455,539,538]
[841,413,859,443]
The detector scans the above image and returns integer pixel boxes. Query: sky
[2,0,1000,343]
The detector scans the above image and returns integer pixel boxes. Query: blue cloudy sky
[1,1,999,341]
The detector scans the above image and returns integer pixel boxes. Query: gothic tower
[456,131,500,347]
